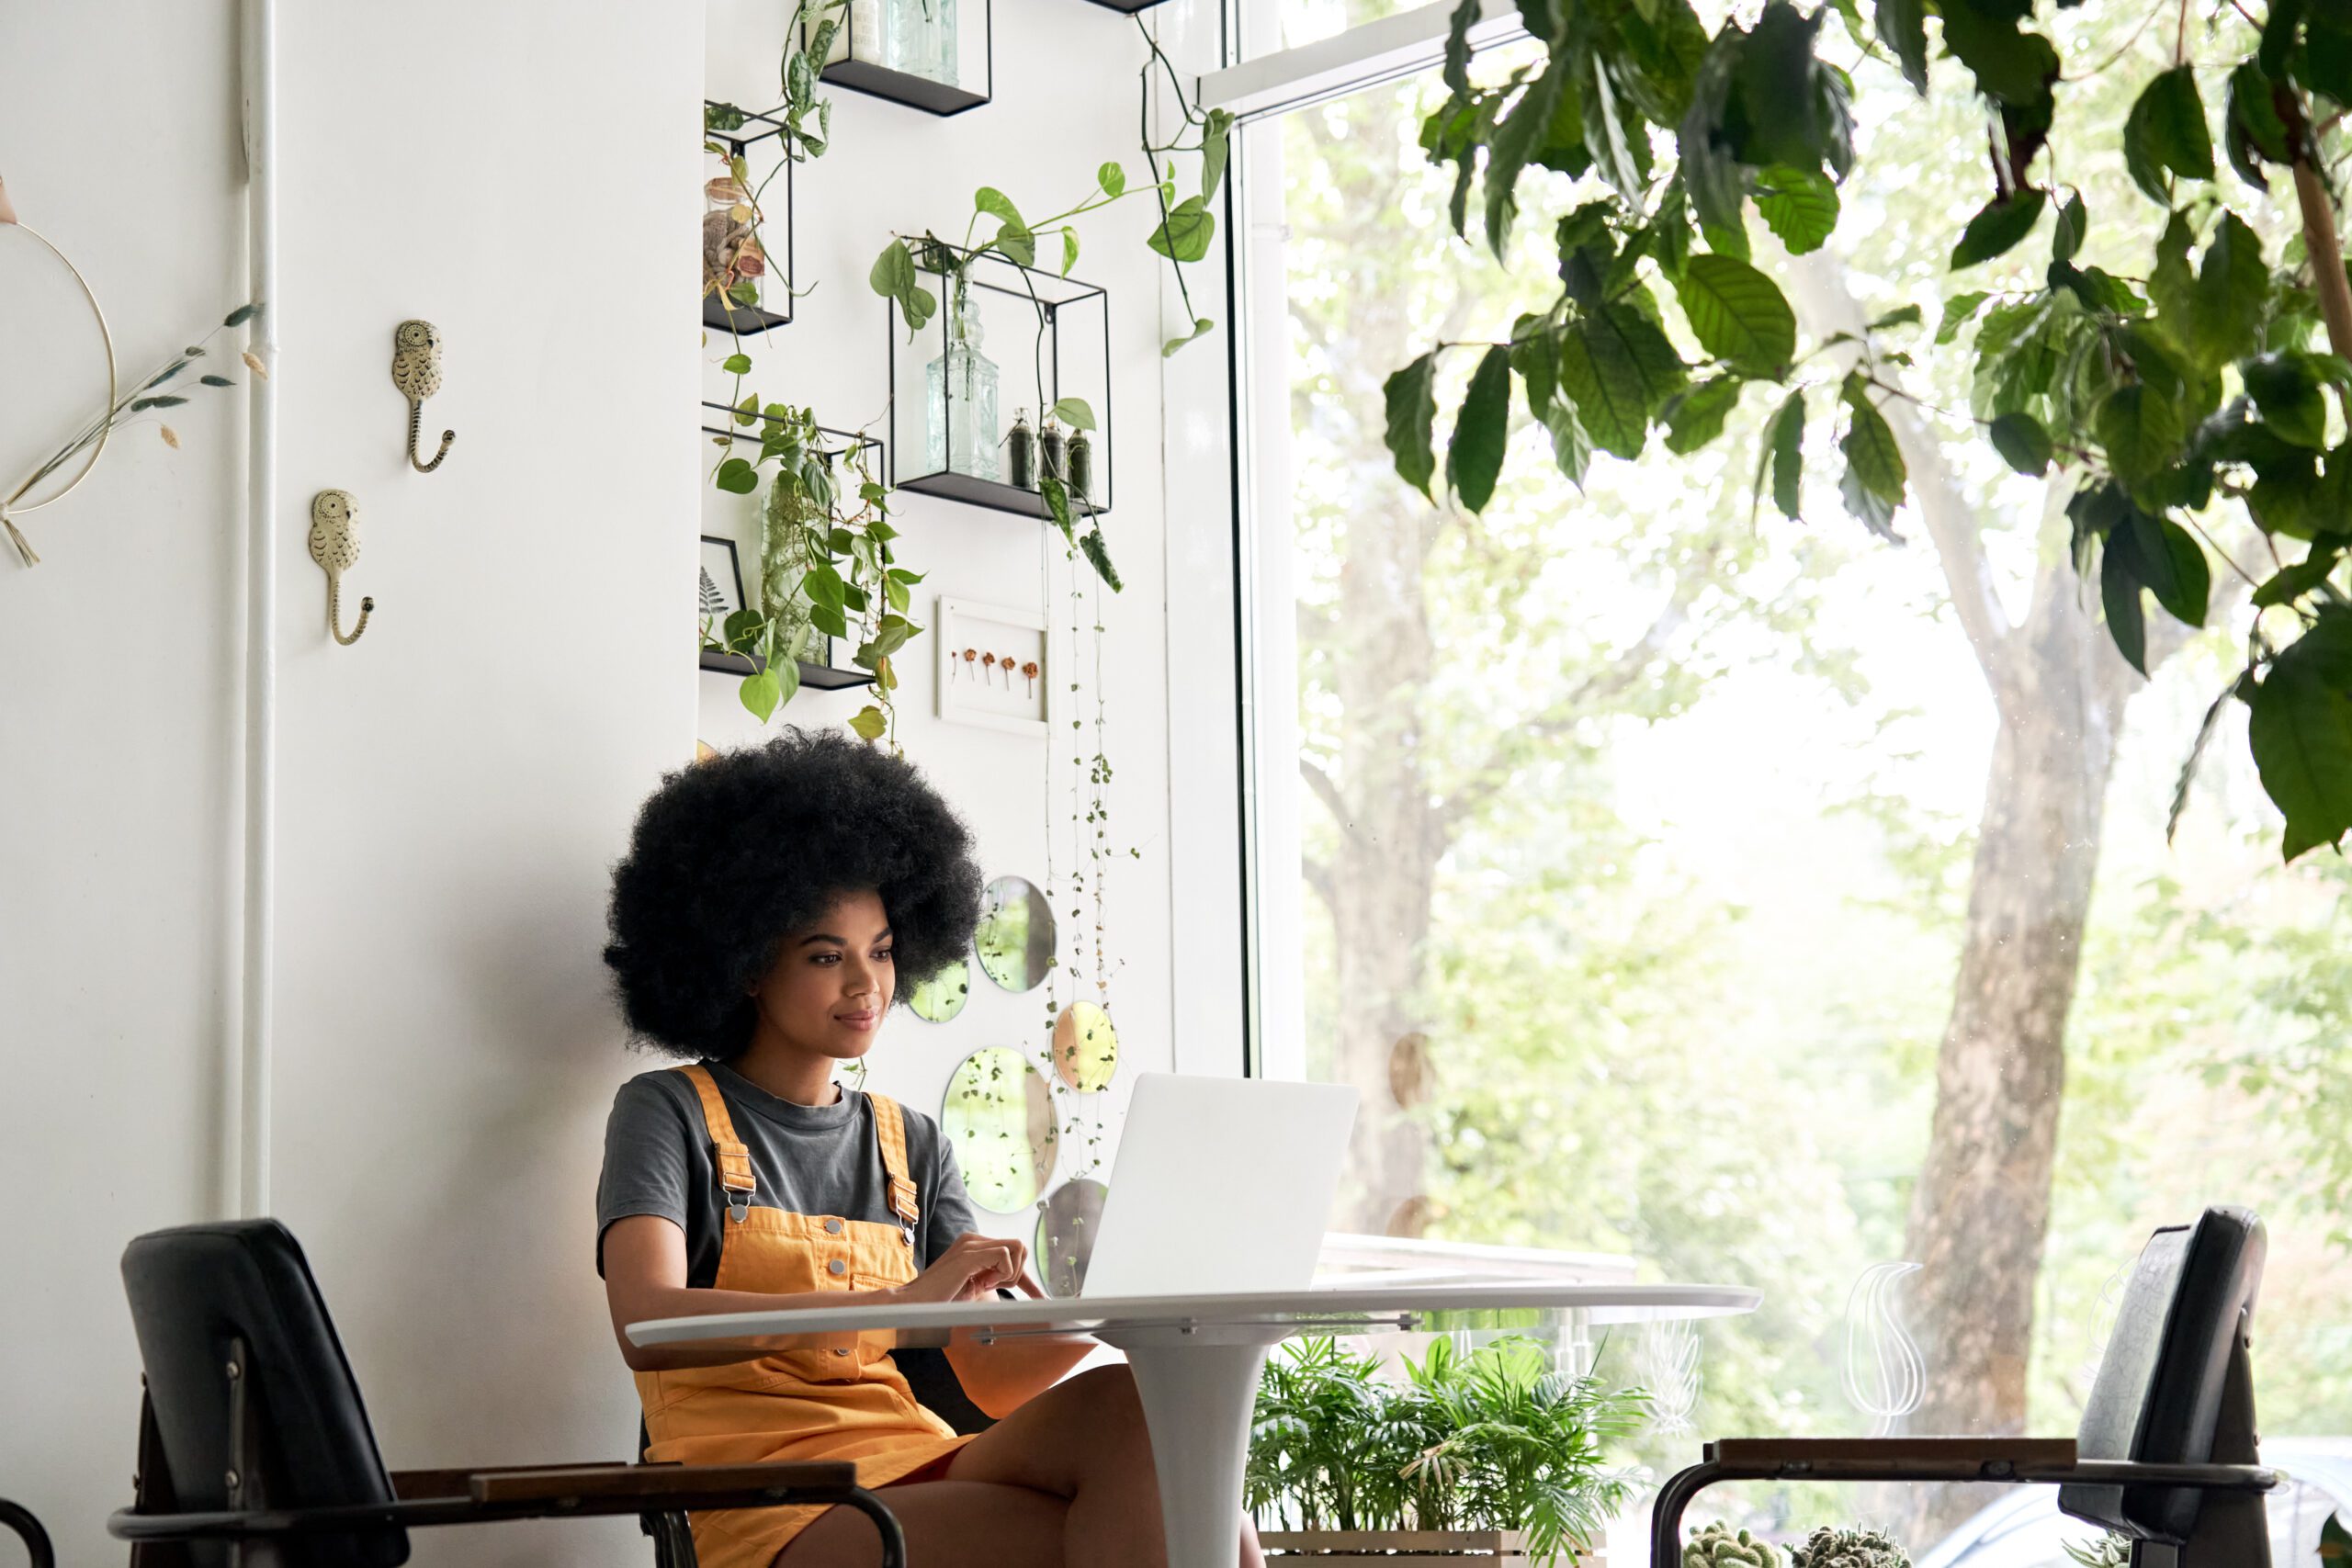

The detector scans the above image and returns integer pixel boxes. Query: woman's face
[747,888,896,1061]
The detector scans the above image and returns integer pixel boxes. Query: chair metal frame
[110,1337,906,1568]
[1649,1320,2278,1568]
[0,1499,53,1568]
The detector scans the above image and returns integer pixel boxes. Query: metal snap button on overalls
[828,1258,847,1276]
[824,1217,843,1235]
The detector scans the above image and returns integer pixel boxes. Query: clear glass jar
[884,0,956,84]
[925,276,999,480]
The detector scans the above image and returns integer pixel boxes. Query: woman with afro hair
[598,729,1256,1568]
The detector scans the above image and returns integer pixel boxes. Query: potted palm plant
[1247,1336,1646,1568]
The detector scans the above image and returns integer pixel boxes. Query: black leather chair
[0,1500,52,1568]
[1651,1205,2278,1568]
[110,1220,904,1568]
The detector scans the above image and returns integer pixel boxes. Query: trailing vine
[703,400,922,748]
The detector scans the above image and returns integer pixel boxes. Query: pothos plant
[704,400,923,748]
[1383,0,2352,862]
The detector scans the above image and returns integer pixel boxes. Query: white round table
[630,1282,1758,1568]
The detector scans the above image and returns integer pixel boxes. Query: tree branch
[1300,757,1355,840]
[1435,566,1702,832]
[1782,250,2019,705]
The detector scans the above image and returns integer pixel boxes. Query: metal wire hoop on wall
[0,178,120,566]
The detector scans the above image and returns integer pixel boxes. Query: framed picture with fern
[699,535,752,674]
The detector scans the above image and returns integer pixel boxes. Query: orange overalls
[635,1065,973,1568]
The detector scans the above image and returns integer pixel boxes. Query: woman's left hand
[896,1232,1046,1303]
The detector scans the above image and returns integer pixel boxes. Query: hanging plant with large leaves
[1383,0,2352,861]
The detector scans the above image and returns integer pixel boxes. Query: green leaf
[2123,66,2215,205]
[721,608,765,653]
[2245,352,2331,449]
[1950,189,2047,269]
[1384,352,1442,499]
[1839,454,1899,539]
[2052,191,2086,263]
[1163,316,1216,357]
[869,241,936,334]
[1544,402,1592,487]
[722,353,753,374]
[1988,410,2053,475]
[2247,607,2352,859]
[1099,161,1126,197]
[1445,346,1514,512]
[224,302,261,327]
[2121,508,2211,626]
[1556,304,1689,458]
[1665,375,1744,455]
[808,604,849,640]
[741,665,785,723]
[1937,2,2057,106]
[1754,164,1840,255]
[975,186,1026,230]
[2188,212,2269,370]
[1673,254,1796,375]
[2100,533,2151,674]
[1050,397,1098,432]
[1875,0,1928,93]
[1201,108,1234,201]
[1869,303,1924,332]
[1511,317,1556,420]
[716,457,761,494]
[1080,526,1124,592]
[1937,291,1993,344]
[198,373,234,387]
[1763,389,1804,519]
[1040,474,1076,540]
[847,705,889,741]
[1148,197,1216,263]
[2253,543,2346,607]
[2097,383,2185,490]
[1484,57,1573,258]
[992,221,1036,268]
[1063,227,1080,276]
[1839,375,1906,505]
[2226,62,2291,188]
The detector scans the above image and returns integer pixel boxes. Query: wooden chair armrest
[1709,1437,2079,1476]
[466,1461,860,1506]
[390,1464,629,1501]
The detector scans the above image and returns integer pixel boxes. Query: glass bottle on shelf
[925,274,999,481]
[884,0,957,84]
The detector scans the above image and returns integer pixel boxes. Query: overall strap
[867,1093,922,1234]
[678,1064,757,1223]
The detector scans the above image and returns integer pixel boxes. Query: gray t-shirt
[595,1061,978,1285]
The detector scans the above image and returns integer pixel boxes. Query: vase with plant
[1248,1336,1646,1567]
[705,400,922,748]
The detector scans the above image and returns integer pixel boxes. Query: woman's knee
[1067,1363,1148,1446]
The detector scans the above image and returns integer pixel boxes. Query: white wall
[1,0,1232,1562]
[0,4,250,1558]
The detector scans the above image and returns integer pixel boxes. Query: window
[1209,3,2352,1555]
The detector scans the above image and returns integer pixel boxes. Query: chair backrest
[2059,1205,2267,1543]
[120,1219,407,1568]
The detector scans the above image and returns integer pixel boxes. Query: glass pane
[1243,41,2352,1564]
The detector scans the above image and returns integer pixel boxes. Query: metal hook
[391,320,455,473]
[309,489,374,646]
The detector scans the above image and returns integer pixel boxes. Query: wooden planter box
[1260,1530,1603,1566]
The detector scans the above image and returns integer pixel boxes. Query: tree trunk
[1894,552,2142,1545]
[1319,453,1443,1234]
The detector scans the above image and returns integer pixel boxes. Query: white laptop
[1078,1073,1359,1299]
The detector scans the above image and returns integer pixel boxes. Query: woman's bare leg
[777,1363,1263,1568]
[945,1363,1263,1568]
[775,1478,1069,1568]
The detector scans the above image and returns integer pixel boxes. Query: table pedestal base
[1111,1336,1271,1568]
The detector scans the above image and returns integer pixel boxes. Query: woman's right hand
[892,1232,1044,1303]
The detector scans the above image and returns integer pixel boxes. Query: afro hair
[603,728,985,1059]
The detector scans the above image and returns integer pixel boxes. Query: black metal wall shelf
[704,101,796,336]
[699,406,887,693]
[1080,0,1169,14]
[805,0,992,117]
[698,647,876,691]
[886,241,1113,519]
